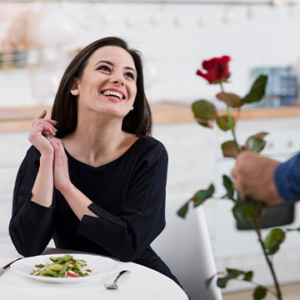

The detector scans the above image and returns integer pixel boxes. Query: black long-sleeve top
[9,134,179,283]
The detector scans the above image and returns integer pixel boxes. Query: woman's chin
[87,105,130,119]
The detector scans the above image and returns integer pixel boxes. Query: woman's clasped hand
[28,110,57,157]
[29,110,71,192]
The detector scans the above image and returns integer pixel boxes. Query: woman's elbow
[9,226,44,257]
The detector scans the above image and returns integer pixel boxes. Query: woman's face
[71,46,137,119]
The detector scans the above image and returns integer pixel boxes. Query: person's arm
[28,110,57,208]
[9,147,55,256]
[9,111,58,256]
[231,151,283,205]
[274,153,300,202]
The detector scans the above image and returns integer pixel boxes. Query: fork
[104,270,130,290]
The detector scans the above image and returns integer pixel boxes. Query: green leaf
[216,115,235,132]
[221,141,238,158]
[226,268,245,277]
[191,184,215,207]
[244,271,253,281]
[217,268,252,288]
[243,132,269,153]
[264,228,285,255]
[205,275,215,289]
[247,132,269,141]
[216,92,242,108]
[222,175,234,199]
[217,276,230,288]
[195,118,214,129]
[192,100,217,128]
[232,201,256,223]
[177,200,190,219]
[253,286,267,300]
[242,75,268,104]
[248,138,266,153]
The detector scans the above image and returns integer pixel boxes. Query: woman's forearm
[31,154,54,207]
[59,183,98,220]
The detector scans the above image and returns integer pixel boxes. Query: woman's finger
[33,120,57,136]
[33,122,53,134]
[34,110,47,122]
[38,120,58,134]
[58,139,67,158]
[47,135,60,149]
[32,110,57,128]
[44,118,58,125]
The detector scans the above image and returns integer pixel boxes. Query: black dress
[9,134,180,285]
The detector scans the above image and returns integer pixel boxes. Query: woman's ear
[70,78,80,96]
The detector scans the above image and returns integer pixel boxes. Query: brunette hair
[51,37,152,138]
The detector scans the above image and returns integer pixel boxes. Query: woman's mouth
[101,90,125,102]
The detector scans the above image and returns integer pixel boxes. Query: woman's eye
[97,65,110,71]
[126,73,135,80]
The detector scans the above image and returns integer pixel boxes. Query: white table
[0,244,188,300]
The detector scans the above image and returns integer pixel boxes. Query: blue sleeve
[274,153,300,203]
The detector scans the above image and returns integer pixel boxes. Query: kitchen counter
[2,103,300,133]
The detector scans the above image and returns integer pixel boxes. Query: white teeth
[103,90,123,99]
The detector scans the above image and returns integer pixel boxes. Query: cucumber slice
[45,264,63,272]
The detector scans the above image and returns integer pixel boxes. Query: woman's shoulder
[135,135,167,157]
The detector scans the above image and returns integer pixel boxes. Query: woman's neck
[62,113,130,166]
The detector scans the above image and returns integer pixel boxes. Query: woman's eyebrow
[124,66,136,74]
[95,60,136,74]
[95,60,113,67]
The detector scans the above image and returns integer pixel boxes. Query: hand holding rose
[231,151,284,205]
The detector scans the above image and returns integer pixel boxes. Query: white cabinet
[0,132,31,244]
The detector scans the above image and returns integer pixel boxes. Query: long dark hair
[51,37,152,138]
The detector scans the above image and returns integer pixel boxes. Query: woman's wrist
[57,180,74,195]
[40,153,54,163]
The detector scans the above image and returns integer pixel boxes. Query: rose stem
[219,83,240,154]
[252,218,282,300]
[219,82,282,299]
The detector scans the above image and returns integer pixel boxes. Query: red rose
[196,56,231,84]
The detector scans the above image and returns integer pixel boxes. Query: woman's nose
[111,73,125,85]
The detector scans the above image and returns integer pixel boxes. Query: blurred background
[1,1,300,299]
[0,0,299,108]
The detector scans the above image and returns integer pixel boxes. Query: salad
[30,254,94,278]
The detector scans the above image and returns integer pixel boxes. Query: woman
[9,37,180,285]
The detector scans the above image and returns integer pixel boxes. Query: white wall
[0,2,299,107]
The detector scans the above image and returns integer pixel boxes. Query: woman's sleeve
[274,153,300,202]
[9,147,54,256]
[77,147,168,262]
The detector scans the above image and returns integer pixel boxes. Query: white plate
[11,254,119,284]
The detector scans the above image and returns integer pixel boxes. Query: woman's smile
[101,88,126,103]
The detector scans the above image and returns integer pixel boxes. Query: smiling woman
[9,37,183,291]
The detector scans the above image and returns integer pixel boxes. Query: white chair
[151,194,222,300]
